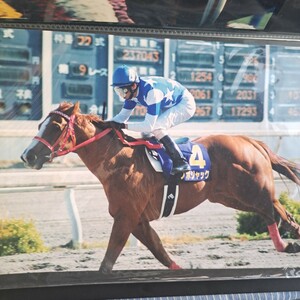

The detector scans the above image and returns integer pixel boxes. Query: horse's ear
[73,102,81,114]
[62,101,80,116]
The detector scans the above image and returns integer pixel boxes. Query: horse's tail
[256,140,300,185]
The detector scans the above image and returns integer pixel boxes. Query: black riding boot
[160,135,191,175]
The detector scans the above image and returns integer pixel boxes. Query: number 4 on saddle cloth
[116,132,211,218]
[145,137,211,182]
[144,137,211,218]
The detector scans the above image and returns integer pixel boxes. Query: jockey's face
[114,85,131,99]
[114,83,137,100]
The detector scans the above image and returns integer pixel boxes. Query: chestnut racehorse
[21,102,300,273]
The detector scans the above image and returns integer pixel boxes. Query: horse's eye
[52,122,62,131]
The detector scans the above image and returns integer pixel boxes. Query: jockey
[109,64,196,175]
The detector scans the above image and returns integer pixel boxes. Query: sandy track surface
[1,185,299,275]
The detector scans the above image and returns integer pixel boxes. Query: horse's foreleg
[99,214,139,274]
[132,221,181,270]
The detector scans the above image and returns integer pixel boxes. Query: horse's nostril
[21,149,37,165]
[20,154,26,163]
[28,153,36,163]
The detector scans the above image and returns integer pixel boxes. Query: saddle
[114,130,211,182]
[144,137,211,182]
[116,131,211,218]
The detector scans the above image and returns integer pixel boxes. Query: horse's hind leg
[255,205,300,253]
[273,199,300,239]
[132,221,181,270]
[230,160,300,253]
[258,198,300,253]
[267,223,287,252]
[255,202,298,253]
[213,195,288,252]
[272,199,300,253]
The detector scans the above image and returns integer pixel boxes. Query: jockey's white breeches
[152,90,196,140]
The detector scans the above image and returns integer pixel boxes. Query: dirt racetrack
[0,181,299,275]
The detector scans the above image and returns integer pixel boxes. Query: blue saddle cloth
[149,137,211,182]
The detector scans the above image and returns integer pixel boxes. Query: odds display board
[168,40,265,122]
[1,28,300,126]
[52,32,108,115]
[269,45,300,122]
[0,28,42,120]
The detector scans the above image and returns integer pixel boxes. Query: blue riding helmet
[112,65,140,87]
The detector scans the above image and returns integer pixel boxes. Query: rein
[34,110,162,162]
[114,130,162,150]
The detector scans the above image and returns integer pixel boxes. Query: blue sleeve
[123,100,137,110]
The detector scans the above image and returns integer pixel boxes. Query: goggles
[114,86,131,99]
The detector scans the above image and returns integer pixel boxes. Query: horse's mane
[57,101,137,142]
[58,101,105,128]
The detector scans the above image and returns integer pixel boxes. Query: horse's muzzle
[21,149,46,170]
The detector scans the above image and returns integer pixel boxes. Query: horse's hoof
[99,267,111,275]
[99,263,113,274]
[285,242,300,253]
[169,261,182,270]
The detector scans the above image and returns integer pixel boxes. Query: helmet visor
[114,86,130,99]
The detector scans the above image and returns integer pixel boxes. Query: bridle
[34,109,162,162]
[33,110,112,162]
